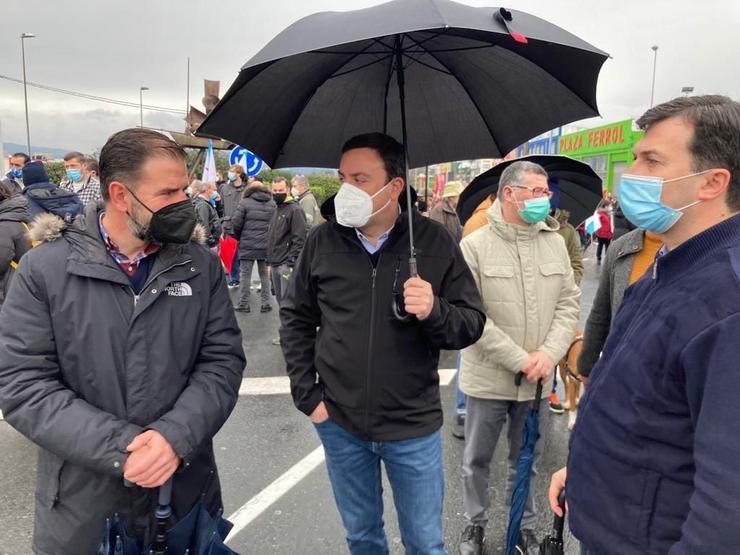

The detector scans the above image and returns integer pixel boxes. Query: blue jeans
[230,252,241,284]
[314,419,447,555]
[454,352,466,414]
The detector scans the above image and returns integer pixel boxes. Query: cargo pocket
[35,450,65,509]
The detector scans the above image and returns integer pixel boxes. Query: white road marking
[239,368,457,396]
[225,445,326,544]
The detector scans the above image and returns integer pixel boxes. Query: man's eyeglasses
[510,185,553,199]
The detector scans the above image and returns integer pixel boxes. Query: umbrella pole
[395,35,418,278]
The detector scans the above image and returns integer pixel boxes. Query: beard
[126,202,153,242]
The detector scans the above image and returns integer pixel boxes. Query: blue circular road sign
[229,146,264,176]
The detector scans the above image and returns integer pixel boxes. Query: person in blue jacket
[548,95,740,554]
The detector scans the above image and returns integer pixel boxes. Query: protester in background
[577,227,662,384]
[266,177,306,315]
[2,152,30,194]
[464,193,495,237]
[595,204,613,263]
[430,180,463,242]
[281,132,485,555]
[21,161,83,222]
[611,201,635,240]
[0,180,32,311]
[291,174,324,229]
[0,128,245,555]
[191,180,222,249]
[83,157,100,183]
[550,95,740,554]
[232,182,276,313]
[60,151,102,206]
[458,161,579,555]
[207,181,224,219]
[221,164,248,287]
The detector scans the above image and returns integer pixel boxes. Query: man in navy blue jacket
[548,95,740,554]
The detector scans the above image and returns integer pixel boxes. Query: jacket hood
[243,186,272,202]
[486,198,560,240]
[26,187,84,220]
[0,194,31,223]
[29,204,208,246]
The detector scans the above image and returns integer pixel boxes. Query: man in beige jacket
[457,160,580,555]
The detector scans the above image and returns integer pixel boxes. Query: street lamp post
[681,86,695,96]
[139,86,149,127]
[21,32,35,157]
[650,45,659,107]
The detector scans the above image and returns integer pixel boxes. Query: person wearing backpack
[21,161,84,223]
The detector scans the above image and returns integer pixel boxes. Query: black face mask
[273,193,287,205]
[127,188,196,244]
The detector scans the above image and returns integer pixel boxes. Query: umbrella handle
[514,373,544,411]
[553,489,567,540]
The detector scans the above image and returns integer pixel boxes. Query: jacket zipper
[364,257,380,437]
[128,259,193,310]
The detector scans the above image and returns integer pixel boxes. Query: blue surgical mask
[515,196,551,224]
[66,168,83,182]
[209,191,219,206]
[227,171,236,181]
[10,167,23,179]
[617,171,707,233]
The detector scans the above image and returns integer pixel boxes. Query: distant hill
[282,167,337,175]
[3,142,71,160]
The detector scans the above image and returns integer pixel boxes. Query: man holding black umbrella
[280,133,485,555]
[0,128,245,554]
[458,160,579,555]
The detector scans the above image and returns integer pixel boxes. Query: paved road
[0,245,602,555]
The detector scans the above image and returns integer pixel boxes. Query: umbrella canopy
[198,0,608,169]
[457,155,603,229]
[505,378,544,555]
[97,480,236,555]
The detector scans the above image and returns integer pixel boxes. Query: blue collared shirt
[356,226,394,255]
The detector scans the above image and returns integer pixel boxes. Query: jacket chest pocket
[538,261,567,299]
[480,265,516,302]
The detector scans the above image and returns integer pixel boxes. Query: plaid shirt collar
[98,212,159,277]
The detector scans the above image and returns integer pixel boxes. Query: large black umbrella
[199,0,608,169]
[199,0,607,289]
[458,155,603,228]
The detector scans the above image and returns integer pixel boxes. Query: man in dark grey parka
[0,128,246,555]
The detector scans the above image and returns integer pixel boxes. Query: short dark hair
[10,152,30,164]
[636,95,740,210]
[341,133,406,182]
[99,128,186,201]
[63,151,85,163]
[271,176,288,185]
[82,156,99,175]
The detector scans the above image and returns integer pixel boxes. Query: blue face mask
[515,196,551,224]
[10,167,23,179]
[209,191,219,206]
[617,171,707,233]
[66,168,83,182]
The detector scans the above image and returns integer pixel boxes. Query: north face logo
[165,282,192,297]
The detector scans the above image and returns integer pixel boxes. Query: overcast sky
[2,0,738,158]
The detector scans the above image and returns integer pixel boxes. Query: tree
[45,161,65,185]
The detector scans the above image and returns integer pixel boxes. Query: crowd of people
[0,94,738,555]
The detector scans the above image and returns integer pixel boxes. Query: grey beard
[126,210,151,242]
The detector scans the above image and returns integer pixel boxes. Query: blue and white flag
[584,213,601,235]
[202,140,217,183]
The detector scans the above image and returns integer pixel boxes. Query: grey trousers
[270,263,291,306]
[462,395,548,530]
[237,259,270,307]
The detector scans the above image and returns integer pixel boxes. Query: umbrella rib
[402,51,453,76]
[404,33,503,156]
[328,53,394,80]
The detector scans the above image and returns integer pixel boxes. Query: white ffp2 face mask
[335,182,392,228]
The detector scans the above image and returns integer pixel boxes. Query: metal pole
[650,45,658,107]
[424,165,429,205]
[186,56,191,132]
[21,34,33,156]
[140,88,144,127]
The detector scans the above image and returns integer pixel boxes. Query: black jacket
[280,198,486,441]
[192,196,222,247]
[266,199,307,266]
[0,195,32,308]
[232,186,277,260]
